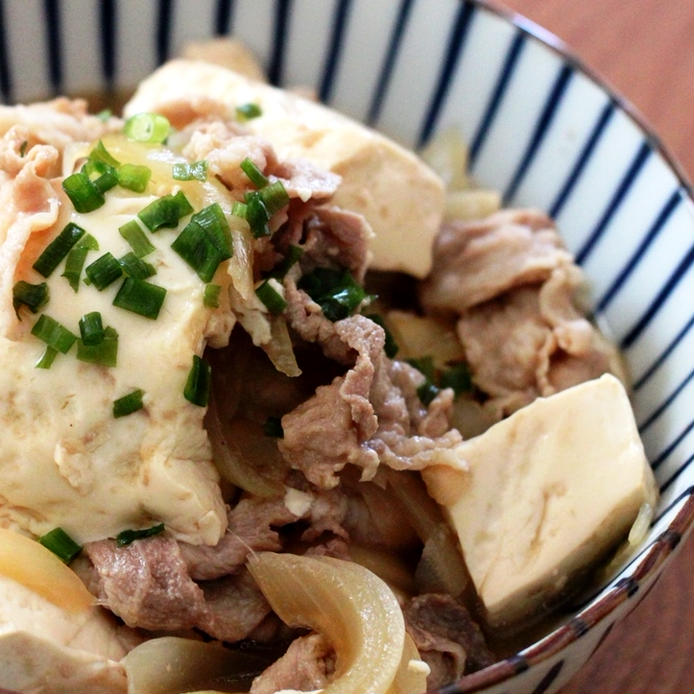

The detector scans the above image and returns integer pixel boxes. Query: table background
[499,1,693,692]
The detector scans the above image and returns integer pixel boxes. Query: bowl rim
[436,1,694,692]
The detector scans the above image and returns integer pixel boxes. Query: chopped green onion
[90,140,121,168]
[76,326,118,367]
[417,381,440,407]
[96,108,112,122]
[255,279,287,315]
[31,315,77,353]
[116,523,165,547]
[113,388,145,418]
[117,163,152,193]
[62,234,98,292]
[119,219,155,257]
[203,283,221,308]
[263,416,284,438]
[38,527,82,564]
[35,346,57,369]
[191,203,232,259]
[124,113,170,143]
[406,356,436,383]
[12,281,49,316]
[138,191,193,231]
[62,170,105,212]
[184,354,211,407]
[231,201,247,219]
[269,244,303,279]
[365,313,399,358]
[439,362,472,396]
[85,252,123,290]
[82,158,118,194]
[32,222,86,277]
[298,268,369,322]
[260,180,290,216]
[236,102,262,121]
[113,278,166,320]
[19,140,28,157]
[118,252,156,279]
[245,191,270,238]
[240,157,269,188]
[172,160,208,181]
[79,311,104,346]
[171,221,224,282]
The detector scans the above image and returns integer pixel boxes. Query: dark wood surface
[498,1,694,692]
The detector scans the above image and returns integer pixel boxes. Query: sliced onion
[0,528,93,612]
[388,633,429,694]
[248,552,405,694]
[419,127,469,191]
[445,188,501,221]
[348,544,415,596]
[386,470,443,541]
[228,221,255,302]
[449,396,497,439]
[415,522,469,598]
[261,314,301,377]
[123,636,267,694]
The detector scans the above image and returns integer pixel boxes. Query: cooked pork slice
[250,633,336,694]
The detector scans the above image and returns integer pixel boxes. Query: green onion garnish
[19,140,28,157]
[90,140,121,168]
[12,281,49,316]
[85,252,123,290]
[113,278,166,320]
[79,311,104,346]
[240,157,269,188]
[32,222,86,277]
[231,201,247,219]
[171,221,224,283]
[244,191,270,238]
[298,268,369,322]
[236,103,262,121]
[124,113,170,143]
[263,416,284,438]
[191,203,232,260]
[269,244,303,280]
[116,523,164,547]
[35,346,57,369]
[62,234,99,292]
[62,170,105,212]
[203,283,221,308]
[82,157,118,194]
[31,315,77,353]
[113,388,145,418]
[76,326,118,367]
[96,108,112,122]
[138,191,193,231]
[172,160,208,181]
[417,381,440,407]
[117,163,152,193]
[184,354,211,407]
[406,356,436,383]
[260,180,290,216]
[119,252,156,279]
[365,314,399,358]
[439,362,472,396]
[38,527,82,563]
[255,279,287,315]
[119,219,155,257]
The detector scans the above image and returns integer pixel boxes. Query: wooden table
[498,1,694,691]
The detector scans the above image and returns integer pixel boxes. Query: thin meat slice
[250,633,336,694]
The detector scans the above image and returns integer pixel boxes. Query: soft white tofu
[125,59,445,278]
[0,574,130,693]
[422,374,657,627]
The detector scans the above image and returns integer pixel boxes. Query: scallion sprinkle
[119,252,156,279]
[236,102,262,121]
[269,244,303,279]
[35,346,57,369]
[184,354,211,407]
[32,222,86,278]
[263,416,284,438]
[76,326,118,367]
[85,252,123,290]
[406,356,436,383]
[38,527,82,563]
[62,234,99,292]
[116,523,164,547]
[417,381,440,407]
[12,281,49,316]
[62,170,105,212]
[203,283,221,308]
[191,203,232,260]
[298,268,369,322]
[96,108,112,122]
[244,191,270,238]
[138,191,193,231]
[240,157,269,188]
[90,140,121,168]
[171,221,224,283]
[117,163,152,193]
[124,113,170,143]
[231,201,247,219]
[79,311,104,346]
[19,140,28,157]
[113,389,145,418]
[439,362,472,396]
[172,160,208,181]
[365,313,399,358]
[119,219,155,257]
[260,180,289,216]
[255,279,287,315]
[31,314,76,354]
[113,278,167,320]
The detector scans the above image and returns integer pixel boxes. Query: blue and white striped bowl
[1,1,692,693]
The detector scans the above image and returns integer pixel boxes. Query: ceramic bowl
[1,1,692,692]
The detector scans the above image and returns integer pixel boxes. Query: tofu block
[422,374,657,627]
[124,60,445,277]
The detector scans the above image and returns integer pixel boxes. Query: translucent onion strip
[248,552,405,694]
[0,528,93,612]
[388,633,429,694]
